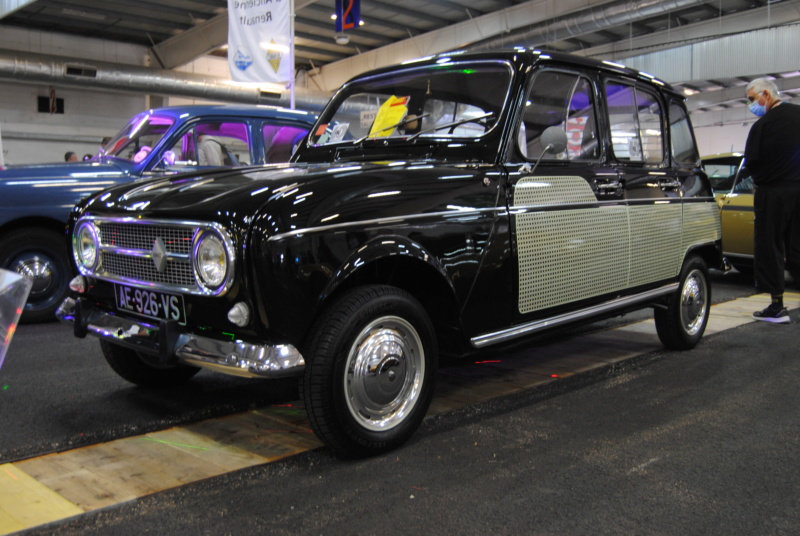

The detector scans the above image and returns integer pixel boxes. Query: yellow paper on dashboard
[368,95,409,138]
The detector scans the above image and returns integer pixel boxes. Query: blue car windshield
[100,113,176,163]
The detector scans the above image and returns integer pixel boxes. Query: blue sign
[234,48,253,71]
[335,0,360,33]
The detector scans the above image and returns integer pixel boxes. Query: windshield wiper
[408,112,494,141]
[354,113,431,144]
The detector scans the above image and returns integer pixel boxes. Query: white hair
[746,78,779,99]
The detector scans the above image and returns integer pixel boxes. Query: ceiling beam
[150,13,227,69]
[687,76,800,111]
[578,1,800,60]
[367,0,453,27]
[690,94,800,128]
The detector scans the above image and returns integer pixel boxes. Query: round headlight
[74,221,99,270]
[194,232,228,289]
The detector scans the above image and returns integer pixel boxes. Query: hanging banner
[335,0,360,33]
[228,0,292,83]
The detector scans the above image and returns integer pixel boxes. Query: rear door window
[669,101,699,165]
[605,82,664,164]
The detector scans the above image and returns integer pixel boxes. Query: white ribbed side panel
[516,206,630,314]
[628,204,683,286]
[514,176,629,314]
[682,203,722,255]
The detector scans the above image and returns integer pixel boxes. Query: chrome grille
[101,252,195,287]
[99,222,194,255]
[76,216,236,296]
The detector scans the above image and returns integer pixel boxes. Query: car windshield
[100,112,177,163]
[309,60,513,147]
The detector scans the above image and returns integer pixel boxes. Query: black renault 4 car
[58,50,723,458]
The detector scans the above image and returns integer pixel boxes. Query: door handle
[595,180,622,195]
[658,178,682,190]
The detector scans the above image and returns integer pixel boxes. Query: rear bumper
[56,297,305,378]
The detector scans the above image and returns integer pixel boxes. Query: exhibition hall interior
[1,0,798,163]
[2,1,800,535]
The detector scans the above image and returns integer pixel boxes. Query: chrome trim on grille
[56,297,304,378]
[470,283,679,348]
[72,216,236,296]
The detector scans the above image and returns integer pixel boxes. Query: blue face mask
[749,100,767,117]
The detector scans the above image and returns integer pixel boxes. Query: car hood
[78,161,489,235]
[0,160,132,181]
[82,164,318,213]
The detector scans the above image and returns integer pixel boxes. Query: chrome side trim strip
[266,197,643,243]
[267,205,505,242]
[470,283,678,349]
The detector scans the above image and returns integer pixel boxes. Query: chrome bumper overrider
[56,297,304,378]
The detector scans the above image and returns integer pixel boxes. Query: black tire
[100,340,200,387]
[301,285,438,459]
[654,255,710,350]
[0,228,73,323]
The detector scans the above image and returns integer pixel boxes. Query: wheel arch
[0,216,69,242]
[317,237,465,355]
[683,242,724,272]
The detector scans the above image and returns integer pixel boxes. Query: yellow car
[703,153,754,272]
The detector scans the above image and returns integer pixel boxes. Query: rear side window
[606,82,664,164]
[669,101,699,164]
[518,70,599,161]
[164,121,251,168]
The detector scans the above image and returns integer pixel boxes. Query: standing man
[744,78,800,323]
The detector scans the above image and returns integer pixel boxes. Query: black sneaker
[753,303,790,323]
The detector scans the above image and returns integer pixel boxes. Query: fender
[318,234,455,304]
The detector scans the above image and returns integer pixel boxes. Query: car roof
[344,48,680,98]
[142,104,317,123]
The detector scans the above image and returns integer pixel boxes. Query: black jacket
[744,101,800,189]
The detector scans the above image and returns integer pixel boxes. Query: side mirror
[526,126,569,176]
[541,126,568,155]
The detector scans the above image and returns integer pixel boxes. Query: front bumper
[56,297,305,378]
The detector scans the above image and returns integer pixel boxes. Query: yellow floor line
[1,292,795,535]
[0,464,83,533]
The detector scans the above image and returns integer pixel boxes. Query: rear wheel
[655,255,710,350]
[100,340,200,387]
[301,285,437,458]
[0,229,71,323]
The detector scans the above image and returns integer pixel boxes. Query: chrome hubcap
[11,253,55,299]
[345,316,424,431]
[680,269,707,336]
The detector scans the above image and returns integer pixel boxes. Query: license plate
[115,284,186,323]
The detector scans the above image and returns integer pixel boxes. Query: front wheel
[100,340,200,387]
[654,255,710,350]
[301,285,437,459]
